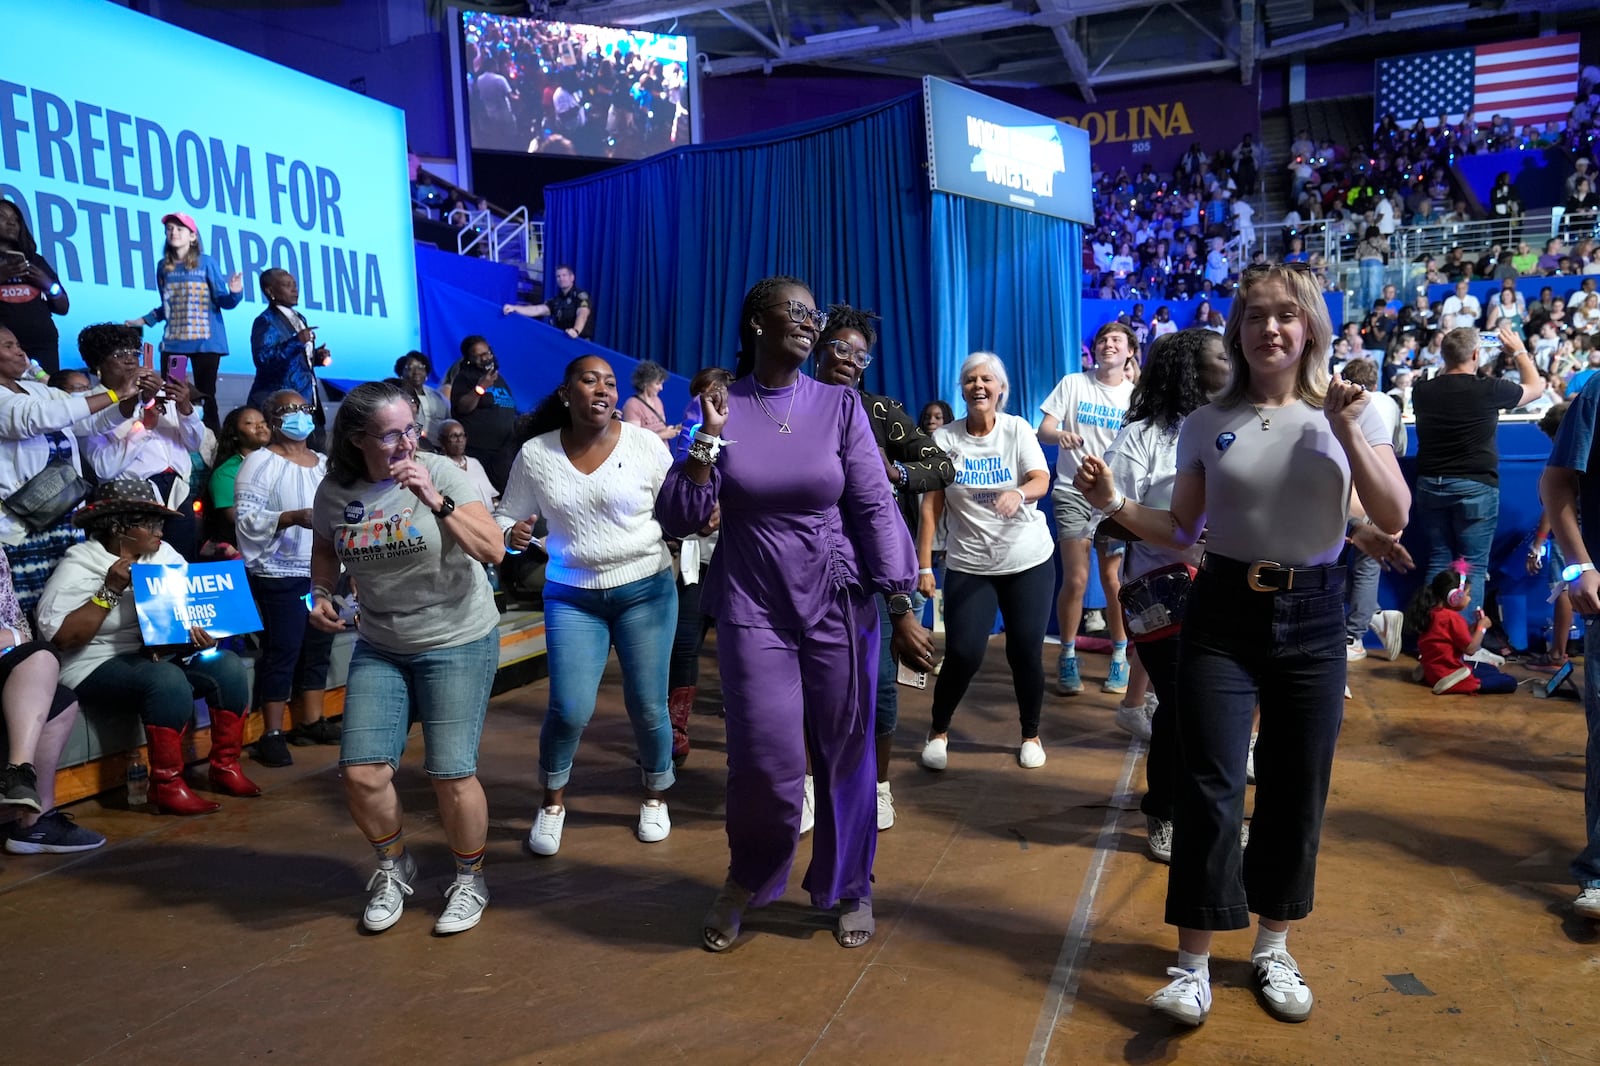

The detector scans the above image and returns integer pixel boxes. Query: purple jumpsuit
[657,374,916,909]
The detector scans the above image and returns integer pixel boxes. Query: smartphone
[168,355,188,382]
[1545,659,1575,697]
[140,343,155,371]
[896,661,928,690]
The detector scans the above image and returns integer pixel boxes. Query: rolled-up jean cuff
[541,764,572,791]
[642,766,676,792]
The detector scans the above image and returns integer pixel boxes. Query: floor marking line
[1024,738,1143,1066]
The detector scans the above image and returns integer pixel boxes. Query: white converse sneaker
[528,805,566,856]
[1145,815,1173,864]
[434,876,488,935]
[362,851,417,932]
[1246,732,1258,784]
[1148,966,1211,1026]
[1574,886,1600,919]
[1252,948,1314,1022]
[800,774,816,834]
[1114,697,1155,743]
[1018,738,1047,768]
[637,799,671,843]
[920,736,948,771]
[876,780,896,831]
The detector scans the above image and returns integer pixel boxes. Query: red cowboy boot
[207,709,262,797]
[145,724,220,816]
[668,686,695,767]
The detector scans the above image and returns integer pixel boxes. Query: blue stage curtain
[928,192,1082,418]
[544,95,935,407]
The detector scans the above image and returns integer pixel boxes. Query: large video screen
[1,0,419,381]
[462,12,694,160]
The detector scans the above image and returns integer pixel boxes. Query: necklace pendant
[778,424,792,434]
[1261,419,1271,430]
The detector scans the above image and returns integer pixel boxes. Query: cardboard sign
[130,560,263,645]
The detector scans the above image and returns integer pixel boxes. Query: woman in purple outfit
[657,275,932,952]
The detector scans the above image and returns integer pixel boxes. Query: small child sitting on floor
[1407,562,1518,695]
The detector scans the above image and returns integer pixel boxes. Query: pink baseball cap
[161,212,198,234]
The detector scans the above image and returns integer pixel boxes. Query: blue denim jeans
[1168,565,1347,929]
[339,630,498,780]
[1414,476,1499,620]
[1574,623,1600,888]
[1344,544,1381,644]
[77,649,250,730]
[541,569,677,792]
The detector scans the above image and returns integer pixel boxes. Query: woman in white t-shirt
[916,352,1055,771]
[1076,263,1408,1029]
[498,356,676,858]
[1100,329,1229,865]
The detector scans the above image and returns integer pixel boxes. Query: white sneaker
[1575,886,1600,919]
[1252,948,1314,1022]
[1240,821,1250,849]
[1246,732,1258,784]
[434,876,488,935]
[920,736,948,771]
[1466,647,1504,666]
[637,799,671,843]
[1345,638,1367,661]
[1148,966,1211,1026]
[1018,738,1046,768]
[362,851,417,932]
[1371,609,1405,661]
[1114,698,1155,743]
[1145,816,1173,864]
[800,774,816,834]
[528,805,566,856]
[1432,666,1473,694]
[876,780,895,831]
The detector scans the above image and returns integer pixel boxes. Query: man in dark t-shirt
[1411,325,1543,615]
[500,264,594,340]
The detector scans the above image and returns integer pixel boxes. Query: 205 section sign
[130,560,263,646]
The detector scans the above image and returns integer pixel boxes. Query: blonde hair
[958,351,1010,413]
[1217,264,1331,408]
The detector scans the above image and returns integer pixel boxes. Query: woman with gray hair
[436,419,499,508]
[621,360,681,443]
[915,352,1056,772]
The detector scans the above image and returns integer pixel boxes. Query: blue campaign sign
[0,0,419,381]
[923,76,1092,224]
[131,560,263,645]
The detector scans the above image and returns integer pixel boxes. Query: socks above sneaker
[368,826,405,865]
[1111,640,1128,664]
[452,843,486,883]
[1253,925,1289,957]
[1177,949,1210,980]
[1062,644,1077,659]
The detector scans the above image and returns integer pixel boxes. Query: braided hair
[734,275,807,379]
[1123,328,1215,433]
[819,303,879,350]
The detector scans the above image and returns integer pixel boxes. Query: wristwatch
[431,495,456,519]
[887,592,914,617]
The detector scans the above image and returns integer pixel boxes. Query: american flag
[1375,34,1580,128]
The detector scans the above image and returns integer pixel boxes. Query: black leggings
[929,559,1055,737]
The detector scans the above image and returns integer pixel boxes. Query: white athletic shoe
[920,736,949,771]
[528,805,566,856]
[636,799,671,843]
[800,774,816,834]
[1018,738,1047,768]
[1252,948,1314,1022]
[1371,609,1405,661]
[1148,967,1211,1026]
[876,780,896,831]
[1114,695,1156,743]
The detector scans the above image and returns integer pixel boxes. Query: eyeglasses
[762,300,828,331]
[823,338,873,368]
[366,423,423,447]
[105,348,141,363]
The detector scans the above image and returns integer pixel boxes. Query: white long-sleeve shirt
[0,382,125,545]
[80,400,205,506]
[233,447,327,578]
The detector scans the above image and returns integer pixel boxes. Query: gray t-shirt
[314,451,497,654]
[1177,398,1390,567]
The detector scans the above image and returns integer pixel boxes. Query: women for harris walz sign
[131,561,263,645]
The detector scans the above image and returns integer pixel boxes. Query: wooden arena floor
[2,637,1596,1065]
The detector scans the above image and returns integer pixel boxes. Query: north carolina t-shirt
[313,451,496,654]
[932,413,1055,576]
[1038,371,1135,476]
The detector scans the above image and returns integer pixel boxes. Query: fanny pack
[4,459,90,533]
[1118,563,1196,643]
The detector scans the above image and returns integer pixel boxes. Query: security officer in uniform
[501,264,594,339]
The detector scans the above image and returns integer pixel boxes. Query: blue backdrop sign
[0,0,419,380]
[131,560,263,645]
[923,77,1092,224]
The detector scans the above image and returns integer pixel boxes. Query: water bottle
[22,359,48,383]
[126,753,149,808]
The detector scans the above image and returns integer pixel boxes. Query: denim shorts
[339,629,498,779]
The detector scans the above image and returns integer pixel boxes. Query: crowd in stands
[463,12,690,159]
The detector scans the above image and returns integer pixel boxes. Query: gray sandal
[702,879,751,952]
[835,897,875,949]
